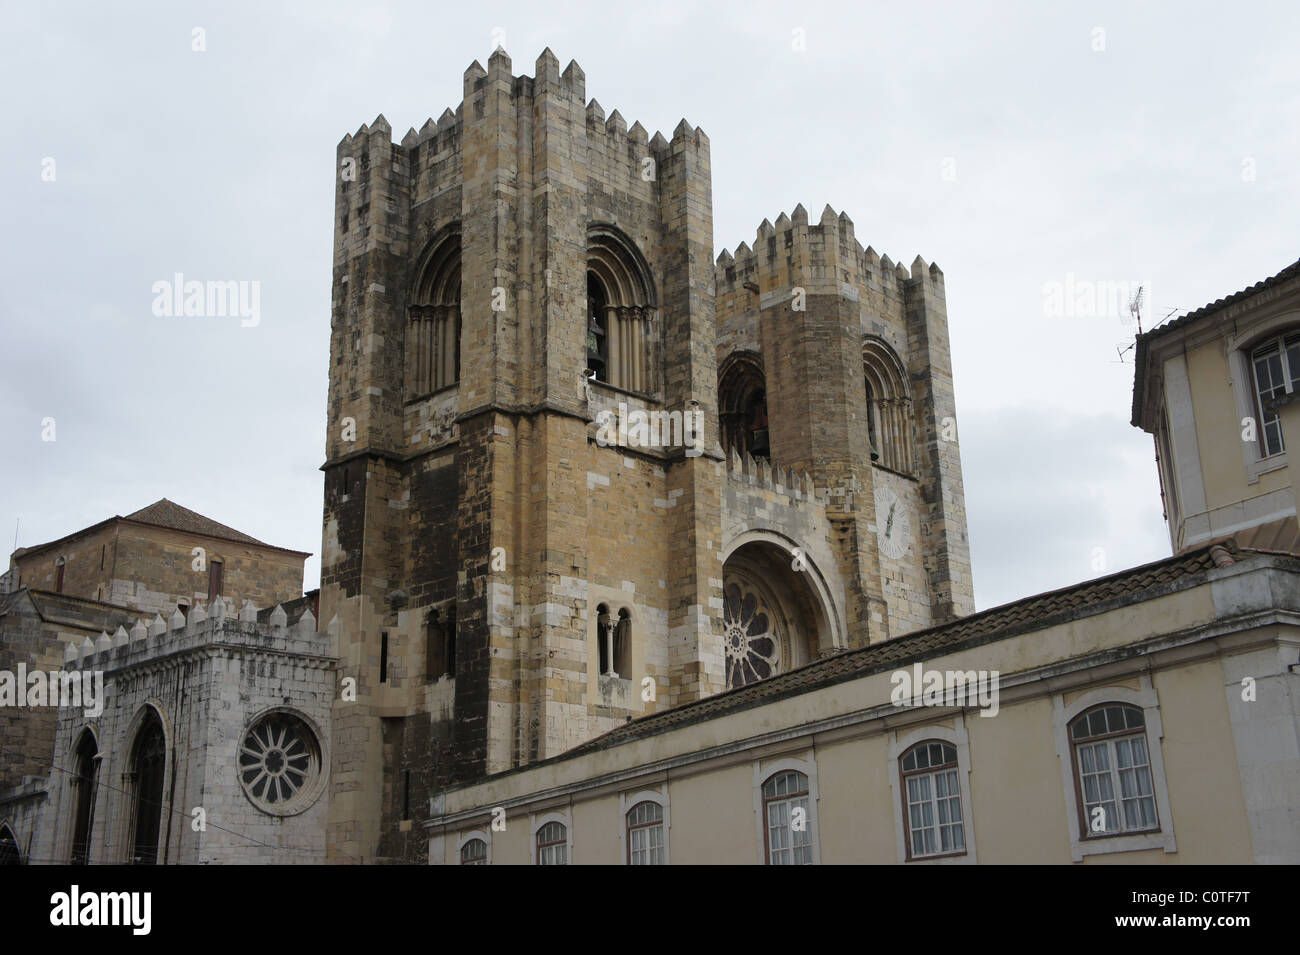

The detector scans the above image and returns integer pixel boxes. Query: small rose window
[724,582,780,688]
[239,713,320,812]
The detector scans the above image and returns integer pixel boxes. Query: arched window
[1069,703,1158,837]
[718,353,768,459]
[626,800,665,865]
[460,837,488,865]
[1249,329,1300,456]
[587,226,656,393]
[128,710,166,864]
[408,230,461,398]
[863,337,914,474]
[69,730,98,865]
[762,770,812,865]
[535,820,568,865]
[54,556,66,594]
[0,824,19,865]
[899,740,965,859]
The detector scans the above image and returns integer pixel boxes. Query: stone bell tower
[319,48,722,863]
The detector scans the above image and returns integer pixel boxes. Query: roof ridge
[124,498,269,547]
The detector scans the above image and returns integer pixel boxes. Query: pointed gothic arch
[863,336,915,475]
[126,706,167,865]
[67,727,99,864]
[718,351,769,459]
[587,225,657,392]
[408,228,461,397]
[0,823,20,865]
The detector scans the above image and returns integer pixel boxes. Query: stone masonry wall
[32,599,334,865]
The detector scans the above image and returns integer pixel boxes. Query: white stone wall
[32,602,335,865]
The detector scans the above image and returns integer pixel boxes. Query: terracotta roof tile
[123,498,268,546]
[571,541,1285,755]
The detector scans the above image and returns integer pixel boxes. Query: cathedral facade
[319,48,972,863]
[8,49,1296,868]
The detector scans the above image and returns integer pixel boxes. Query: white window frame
[1226,314,1300,483]
[887,718,978,864]
[456,828,491,866]
[1052,680,1177,862]
[529,810,572,866]
[752,754,820,865]
[1070,710,1160,838]
[618,788,669,866]
[1249,331,1300,456]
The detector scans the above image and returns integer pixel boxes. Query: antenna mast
[1129,285,1145,335]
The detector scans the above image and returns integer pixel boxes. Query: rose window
[238,713,320,812]
[724,582,780,688]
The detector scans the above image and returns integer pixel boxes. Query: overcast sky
[2,1,1297,611]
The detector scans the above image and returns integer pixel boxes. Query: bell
[869,441,880,462]
[750,427,770,458]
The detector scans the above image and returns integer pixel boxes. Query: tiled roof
[571,541,1287,756]
[1131,257,1300,427]
[1214,515,1300,555]
[123,498,268,546]
[13,499,309,560]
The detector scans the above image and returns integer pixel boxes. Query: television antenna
[1129,286,1145,334]
[1112,286,1146,363]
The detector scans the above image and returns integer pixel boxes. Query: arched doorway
[128,710,167,864]
[721,540,834,689]
[69,729,99,864]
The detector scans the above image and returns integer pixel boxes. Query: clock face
[874,485,910,560]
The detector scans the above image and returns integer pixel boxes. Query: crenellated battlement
[714,203,944,303]
[330,48,707,167]
[330,47,711,277]
[65,596,333,675]
[726,448,822,504]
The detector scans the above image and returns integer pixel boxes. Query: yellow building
[1132,258,1300,552]
[422,258,1300,865]
[425,540,1299,864]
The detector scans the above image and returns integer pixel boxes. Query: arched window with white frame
[761,770,812,865]
[899,740,966,859]
[625,800,665,865]
[1053,682,1176,861]
[535,820,568,865]
[1069,703,1159,838]
[460,837,487,865]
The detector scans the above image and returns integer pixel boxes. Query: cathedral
[5,48,1295,867]
[318,47,971,862]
